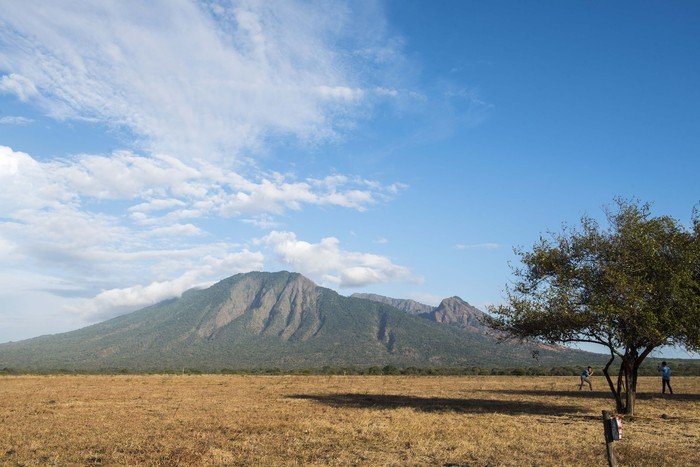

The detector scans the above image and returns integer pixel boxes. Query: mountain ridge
[354,293,489,332]
[350,293,434,315]
[0,271,603,370]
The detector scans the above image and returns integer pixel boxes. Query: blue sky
[0,1,698,357]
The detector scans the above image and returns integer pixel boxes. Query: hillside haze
[0,271,598,371]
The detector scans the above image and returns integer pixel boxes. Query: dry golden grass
[0,375,697,466]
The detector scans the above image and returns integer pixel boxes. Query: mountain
[355,293,487,332]
[421,296,487,331]
[350,293,433,315]
[0,271,600,371]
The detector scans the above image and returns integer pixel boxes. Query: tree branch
[602,350,622,410]
[558,337,609,347]
[634,345,657,369]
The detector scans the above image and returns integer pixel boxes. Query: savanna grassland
[0,375,698,466]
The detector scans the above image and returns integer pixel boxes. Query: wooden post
[602,410,617,467]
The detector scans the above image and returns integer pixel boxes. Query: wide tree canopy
[487,200,700,414]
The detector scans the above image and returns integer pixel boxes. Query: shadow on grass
[489,390,700,401]
[288,393,584,416]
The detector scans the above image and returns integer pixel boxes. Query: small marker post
[602,410,618,467]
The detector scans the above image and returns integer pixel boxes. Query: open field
[0,375,698,466]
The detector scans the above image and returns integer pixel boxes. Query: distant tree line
[2,360,699,376]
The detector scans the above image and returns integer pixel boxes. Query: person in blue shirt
[658,361,673,394]
[579,366,594,391]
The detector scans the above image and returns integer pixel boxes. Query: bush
[382,365,400,375]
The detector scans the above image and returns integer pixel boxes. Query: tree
[487,199,700,415]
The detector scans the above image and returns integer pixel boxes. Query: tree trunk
[624,382,636,415]
[608,346,654,415]
[602,352,624,412]
[615,368,626,412]
[585,344,655,416]
[619,356,638,415]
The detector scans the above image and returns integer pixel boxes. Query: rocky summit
[354,293,488,332]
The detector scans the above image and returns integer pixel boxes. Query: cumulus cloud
[0,0,402,161]
[0,146,397,230]
[66,273,205,321]
[260,230,414,288]
[0,145,408,320]
[66,249,264,321]
[1,147,245,295]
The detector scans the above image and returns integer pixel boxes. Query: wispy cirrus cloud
[241,214,281,230]
[455,242,501,250]
[0,1,413,331]
[0,73,38,101]
[0,0,402,161]
[0,115,33,125]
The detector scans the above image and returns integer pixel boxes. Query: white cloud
[0,145,408,321]
[0,0,401,161]
[146,223,203,237]
[455,242,500,250]
[317,85,364,101]
[66,272,206,321]
[0,236,14,257]
[0,269,82,295]
[242,214,280,230]
[260,230,413,288]
[66,249,264,321]
[0,73,39,101]
[0,146,73,209]
[0,146,396,226]
[0,2,413,336]
[0,115,33,125]
[374,86,399,97]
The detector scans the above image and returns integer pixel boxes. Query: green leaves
[488,199,700,414]
[489,199,700,354]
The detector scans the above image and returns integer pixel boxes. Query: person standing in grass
[658,361,673,394]
[578,366,594,391]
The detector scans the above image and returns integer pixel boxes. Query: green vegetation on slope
[0,271,605,371]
